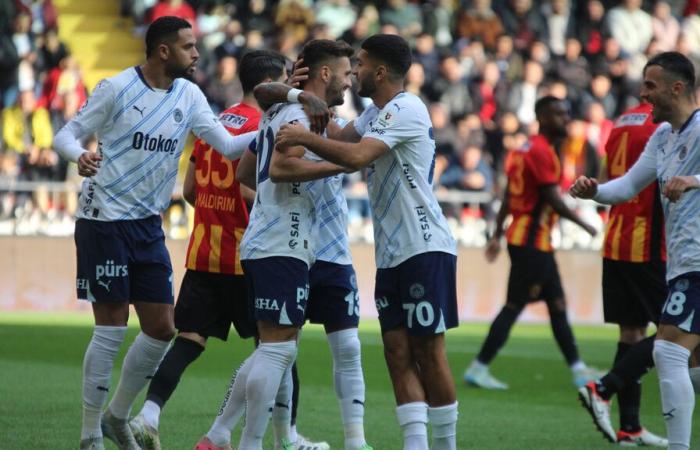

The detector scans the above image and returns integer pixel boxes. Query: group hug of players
[52,15,700,450]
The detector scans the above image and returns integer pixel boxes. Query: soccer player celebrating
[52,17,260,450]
[577,101,668,447]
[124,50,288,450]
[275,34,459,450]
[462,96,600,390]
[571,51,700,450]
[196,39,354,450]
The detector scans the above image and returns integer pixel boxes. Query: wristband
[287,88,302,103]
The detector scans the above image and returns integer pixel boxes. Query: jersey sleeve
[526,144,559,185]
[361,103,416,151]
[70,79,116,136]
[353,106,376,136]
[189,85,221,137]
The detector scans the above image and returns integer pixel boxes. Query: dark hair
[534,95,563,118]
[238,50,286,93]
[145,16,192,58]
[644,51,696,92]
[298,39,354,79]
[361,34,412,78]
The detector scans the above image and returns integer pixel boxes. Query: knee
[546,298,567,315]
[143,322,176,342]
[619,326,646,344]
[383,339,412,370]
[504,302,524,315]
[335,335,361,365]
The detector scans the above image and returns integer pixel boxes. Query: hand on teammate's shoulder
[662,175,700,203]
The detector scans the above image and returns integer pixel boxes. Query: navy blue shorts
[74,216,173,303]
[374,252,459,336]
[242,256,309,327]
[660,272,700,334]
[307,261,360,328]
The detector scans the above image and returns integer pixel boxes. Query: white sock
[81,325,127,440]
[653,340,694,450]
[238,341,297,450]
[289,424,298,443]
[570,360,586,373]
[428,402,458,450]
[470,359,487,371]
[396,402,428,450]
[107,332,170,419]
[327,328,367,450]
[207,353,257,446]
[140,400,161,430]
[272,365,293,446]
[689,367,700,394]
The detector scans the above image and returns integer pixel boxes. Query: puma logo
[133,105,146,117]
[97,279,112,292]
[663,408,676,420]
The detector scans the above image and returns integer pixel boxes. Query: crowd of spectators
[3,0,700,245]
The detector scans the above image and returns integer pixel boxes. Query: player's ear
[158,43,170,60]
[376,64,387,82]
[320,65,331,83]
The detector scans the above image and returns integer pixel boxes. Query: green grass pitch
[1,312,698,449]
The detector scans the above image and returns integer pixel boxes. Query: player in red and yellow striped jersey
[128,50,289,450]
[464,96,600,390]
[576,102,669,447]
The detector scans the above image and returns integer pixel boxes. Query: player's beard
[357,73,376,98]
[326,75,346,107]
[166,62,196,81]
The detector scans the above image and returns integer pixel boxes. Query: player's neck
[668,101,697,131]
[371,84,404,109]
[242,93,260,111]
[303,79,329,104]
[140,63,175,90]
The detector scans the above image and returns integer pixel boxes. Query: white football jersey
[240,103,317,265]
[354,92,457,268]
[646,111,700,280]
[308,117,351,265]
[67,67,221,221]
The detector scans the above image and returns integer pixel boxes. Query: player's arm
[236,148,257,190]
[253,82,331,133]
[269,144,348,182]
[570,142,657,203]
[276,123,388,171]
[541,185,596,236]
[183,160,196,206]
[484,187,511,262]
[53,80,116,176]
[662,175,700,202]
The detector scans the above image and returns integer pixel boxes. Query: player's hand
[287,58,309,87]
[276,123,309,149]
[298,91,330,134]
[662,175,700,202]
[77,151,102,177]
[484,237,501,263]
[569,176,599,199]
[326,118,342,140]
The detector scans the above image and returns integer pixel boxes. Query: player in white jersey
[276,34,459,450]
[571,52,700,450]
[196,40,355,450]
[52,17,257,450]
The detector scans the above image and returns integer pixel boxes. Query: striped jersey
[307,118,351,265]
[354,92,456,268]
[69,66,222,221]
[240,103,317,265]
[603,103,665,262]
[505,134,561,252]
[184,102,260,275]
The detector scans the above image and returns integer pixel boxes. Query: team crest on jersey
[409,283,425,299]
[679,145,688,160]
[675,278,689,292]
[173,108,184,123]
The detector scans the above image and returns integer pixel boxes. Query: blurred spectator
[681,12,700,58]
[214,20,244,60]
[584,101,613,157]
[380,0,422,39]
[493,34,524,83]
[498,0,548,53]
[438,145,494,193]
[422,0,454,48]
[455,0,504,53]
[314,0,356,39]
[405,62,429,104]
[414,33,440,85]
[560,119,599,191]
[580,73,617,119]
[507,59,544,126]
[275,0,315,52]
[242,0,274,37]
[150,0,197,33]
[38,28,68,72]
[591,37,632,113]
[340,14,373,49]
[569,0,609,61]
[471,60,508,127]
[651,1,680,52]
[428,54,473,121]
[607,0,653,79]
[430,102,458,157]
[204,55,242,113]
[554,38,591,107]
[542,0,573,57]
